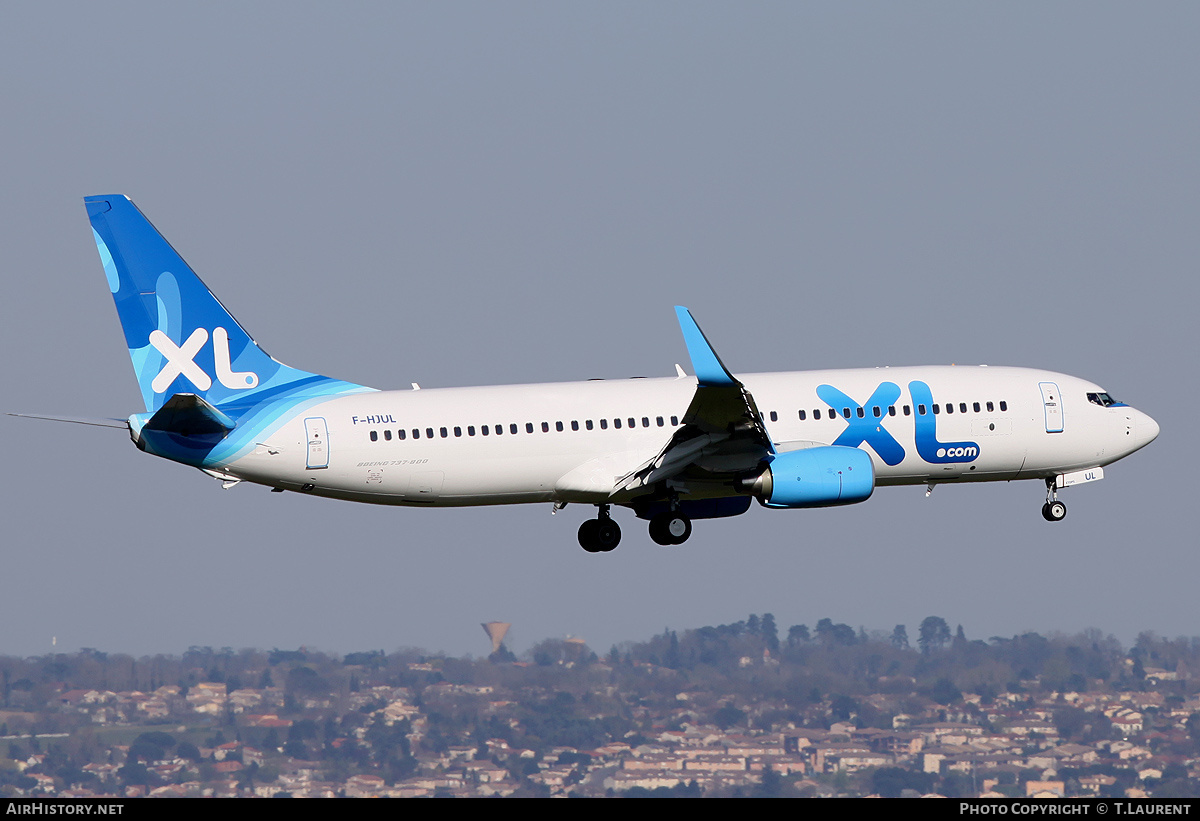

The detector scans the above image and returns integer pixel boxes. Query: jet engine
[741,446,875,508]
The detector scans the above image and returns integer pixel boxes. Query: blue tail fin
[86,195,371,412]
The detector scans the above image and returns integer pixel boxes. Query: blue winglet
[674,306,738,387]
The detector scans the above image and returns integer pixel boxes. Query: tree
[919,616,951,654]
[816,619,857,646]
[1185,712,1200,750]
[787,625,810,647]
[891,625,910,650]
[761,613,780,653]
[713,705,745,729]
[953,624,968,650]
[929,677,961,705]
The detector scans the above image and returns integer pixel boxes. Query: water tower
[482,622,511,654]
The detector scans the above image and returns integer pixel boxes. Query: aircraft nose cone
[1124,408,1159,454]
[1139,411,1160,446]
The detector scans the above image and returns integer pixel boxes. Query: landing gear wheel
[649,512,692,545]
[1042,479,1067,522]
[577,519,602,552]
[1042,500,1067,522]
[594,518,621,551]
[579,505,621,552]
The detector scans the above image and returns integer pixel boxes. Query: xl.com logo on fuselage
[816,380,980,466]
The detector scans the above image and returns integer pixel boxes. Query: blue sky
[2,3,1196,658]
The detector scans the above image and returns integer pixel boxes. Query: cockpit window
[1087,392,1120,407]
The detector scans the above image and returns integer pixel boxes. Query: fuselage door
[305,417,330,469]
[1039,382,1064,433]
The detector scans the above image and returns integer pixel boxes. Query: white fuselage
[217,365,1158,508]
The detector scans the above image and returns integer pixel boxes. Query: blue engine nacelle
[742,446,875,509]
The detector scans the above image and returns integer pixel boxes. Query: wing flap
[555,449,664,501]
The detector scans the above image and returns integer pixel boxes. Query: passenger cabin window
[671,416,679,426]
[398,429,406,440]
[370,431,378,442]
[903,405,911,416]
[384,430,392,441]
[798,409,807,420]
[769,411,778,422]
[873,406,881,418]
[999,401,1008,412]
[600,419,608,429]
[973,402,981,413]
[453,426,462,437]
[614,418,622,429]
[946,404,953,414]
[986,402,994,412]
[586,420,594,430]
[440,427,448,438]
[960,403,967,413]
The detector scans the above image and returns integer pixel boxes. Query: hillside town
[2,617,1199,798]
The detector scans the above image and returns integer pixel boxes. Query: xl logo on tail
[149,327,259,394]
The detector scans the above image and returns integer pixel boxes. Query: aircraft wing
[613,307,774,493]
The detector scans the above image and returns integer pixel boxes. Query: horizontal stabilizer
[142,393,236,438]
[6,412,128,429]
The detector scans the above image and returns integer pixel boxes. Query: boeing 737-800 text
[61,195,1159,552]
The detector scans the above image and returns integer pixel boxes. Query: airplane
[46,195,1159,553]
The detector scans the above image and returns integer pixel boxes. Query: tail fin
[86,195,370,412]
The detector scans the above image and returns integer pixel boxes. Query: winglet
[674,307,738,387]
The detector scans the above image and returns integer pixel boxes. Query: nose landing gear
[1042,479,1067,522]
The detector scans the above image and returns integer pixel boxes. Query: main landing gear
[577,504,696,551]
[578,505,622,553]
[1042,479,1067,522]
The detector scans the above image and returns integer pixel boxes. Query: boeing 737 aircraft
[57,195,1158,552]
